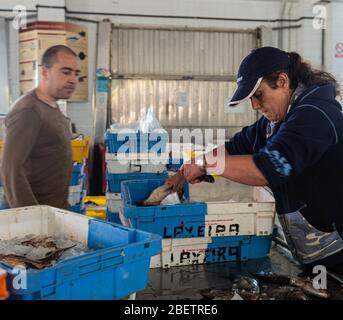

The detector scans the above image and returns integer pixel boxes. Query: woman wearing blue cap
[167,46,343,274]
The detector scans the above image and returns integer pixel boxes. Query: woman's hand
[182,163,206,184]
[166,161,207,193]
[165,170,186,193]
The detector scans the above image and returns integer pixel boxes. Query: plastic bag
[110,121,139,133]
[110,107,163,134]
[160,192,181,205]
[139,107,162,133]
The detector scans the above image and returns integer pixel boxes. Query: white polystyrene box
[0,206,91,244]
[205,201,275,237]
[106,193,122,213]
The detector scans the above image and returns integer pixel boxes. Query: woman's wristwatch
[195,156,215,183]
[195,156,207,174]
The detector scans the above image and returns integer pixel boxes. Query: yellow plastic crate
[72,138,90,163]
[84,196,106,206]
[0,138,90,164]
[86,209,106,220]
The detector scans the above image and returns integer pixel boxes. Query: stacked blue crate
[0,184,9,210]
[106,192,122,224]
[69,162,87,214]
[105,130,169,154]
[0,176,8,209]
[69,163,85,186]
[121,177,276,268]
[105,129,169,224]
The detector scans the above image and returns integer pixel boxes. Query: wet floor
[137,181,343,300]
[137,244,343,300]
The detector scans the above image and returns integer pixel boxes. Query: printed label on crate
[178,245,241,264]
[151,241,244,268]
[162,222,240,238]
[152,244,247,268]
[161,212,274,238]
[150,234,274,268]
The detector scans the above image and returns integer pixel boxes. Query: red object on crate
[0,268,9,300]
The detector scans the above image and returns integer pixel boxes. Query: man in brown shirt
[1,45,80,209]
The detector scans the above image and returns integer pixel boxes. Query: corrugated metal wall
[110,26,259,136]
[111,79,255,128]
[111,27,258,77]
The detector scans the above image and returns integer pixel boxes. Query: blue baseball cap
[227,47,290,107]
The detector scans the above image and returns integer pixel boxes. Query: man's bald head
[42,45,77,68]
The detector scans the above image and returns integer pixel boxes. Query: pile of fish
[0,235,89,270]
[200,272,330,300]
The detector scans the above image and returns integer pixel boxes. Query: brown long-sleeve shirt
[1,89,72,209]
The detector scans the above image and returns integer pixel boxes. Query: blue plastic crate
[72,163,84,174]
[70,174,85,186]
[0,187,9,210]
[70,163,85,186]
[69,203,85,214]
[0,210,161,300]
[153,228,277,268]
[107,172,168,193]
[106,210,122,224]
[0,197,10,210]
[0,200,9,210]
[105,130,169,154]
[121,178,276,240]
[202,229,277,262]
[121,178,214,239]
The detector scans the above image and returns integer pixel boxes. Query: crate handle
[132,164,142,173]
[121,183,131,205]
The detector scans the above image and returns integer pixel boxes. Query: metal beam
[93,20,111,144]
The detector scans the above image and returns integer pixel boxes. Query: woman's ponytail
[264,51,341,97]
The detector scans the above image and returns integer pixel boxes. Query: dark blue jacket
[225,84,343,235]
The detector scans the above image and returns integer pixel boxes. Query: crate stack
[0,185,6,209]
[120,177,276,269]
[68,162,87,214]
[0,186,5,210]
[68,138,90,214]
[104,129,170,223]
